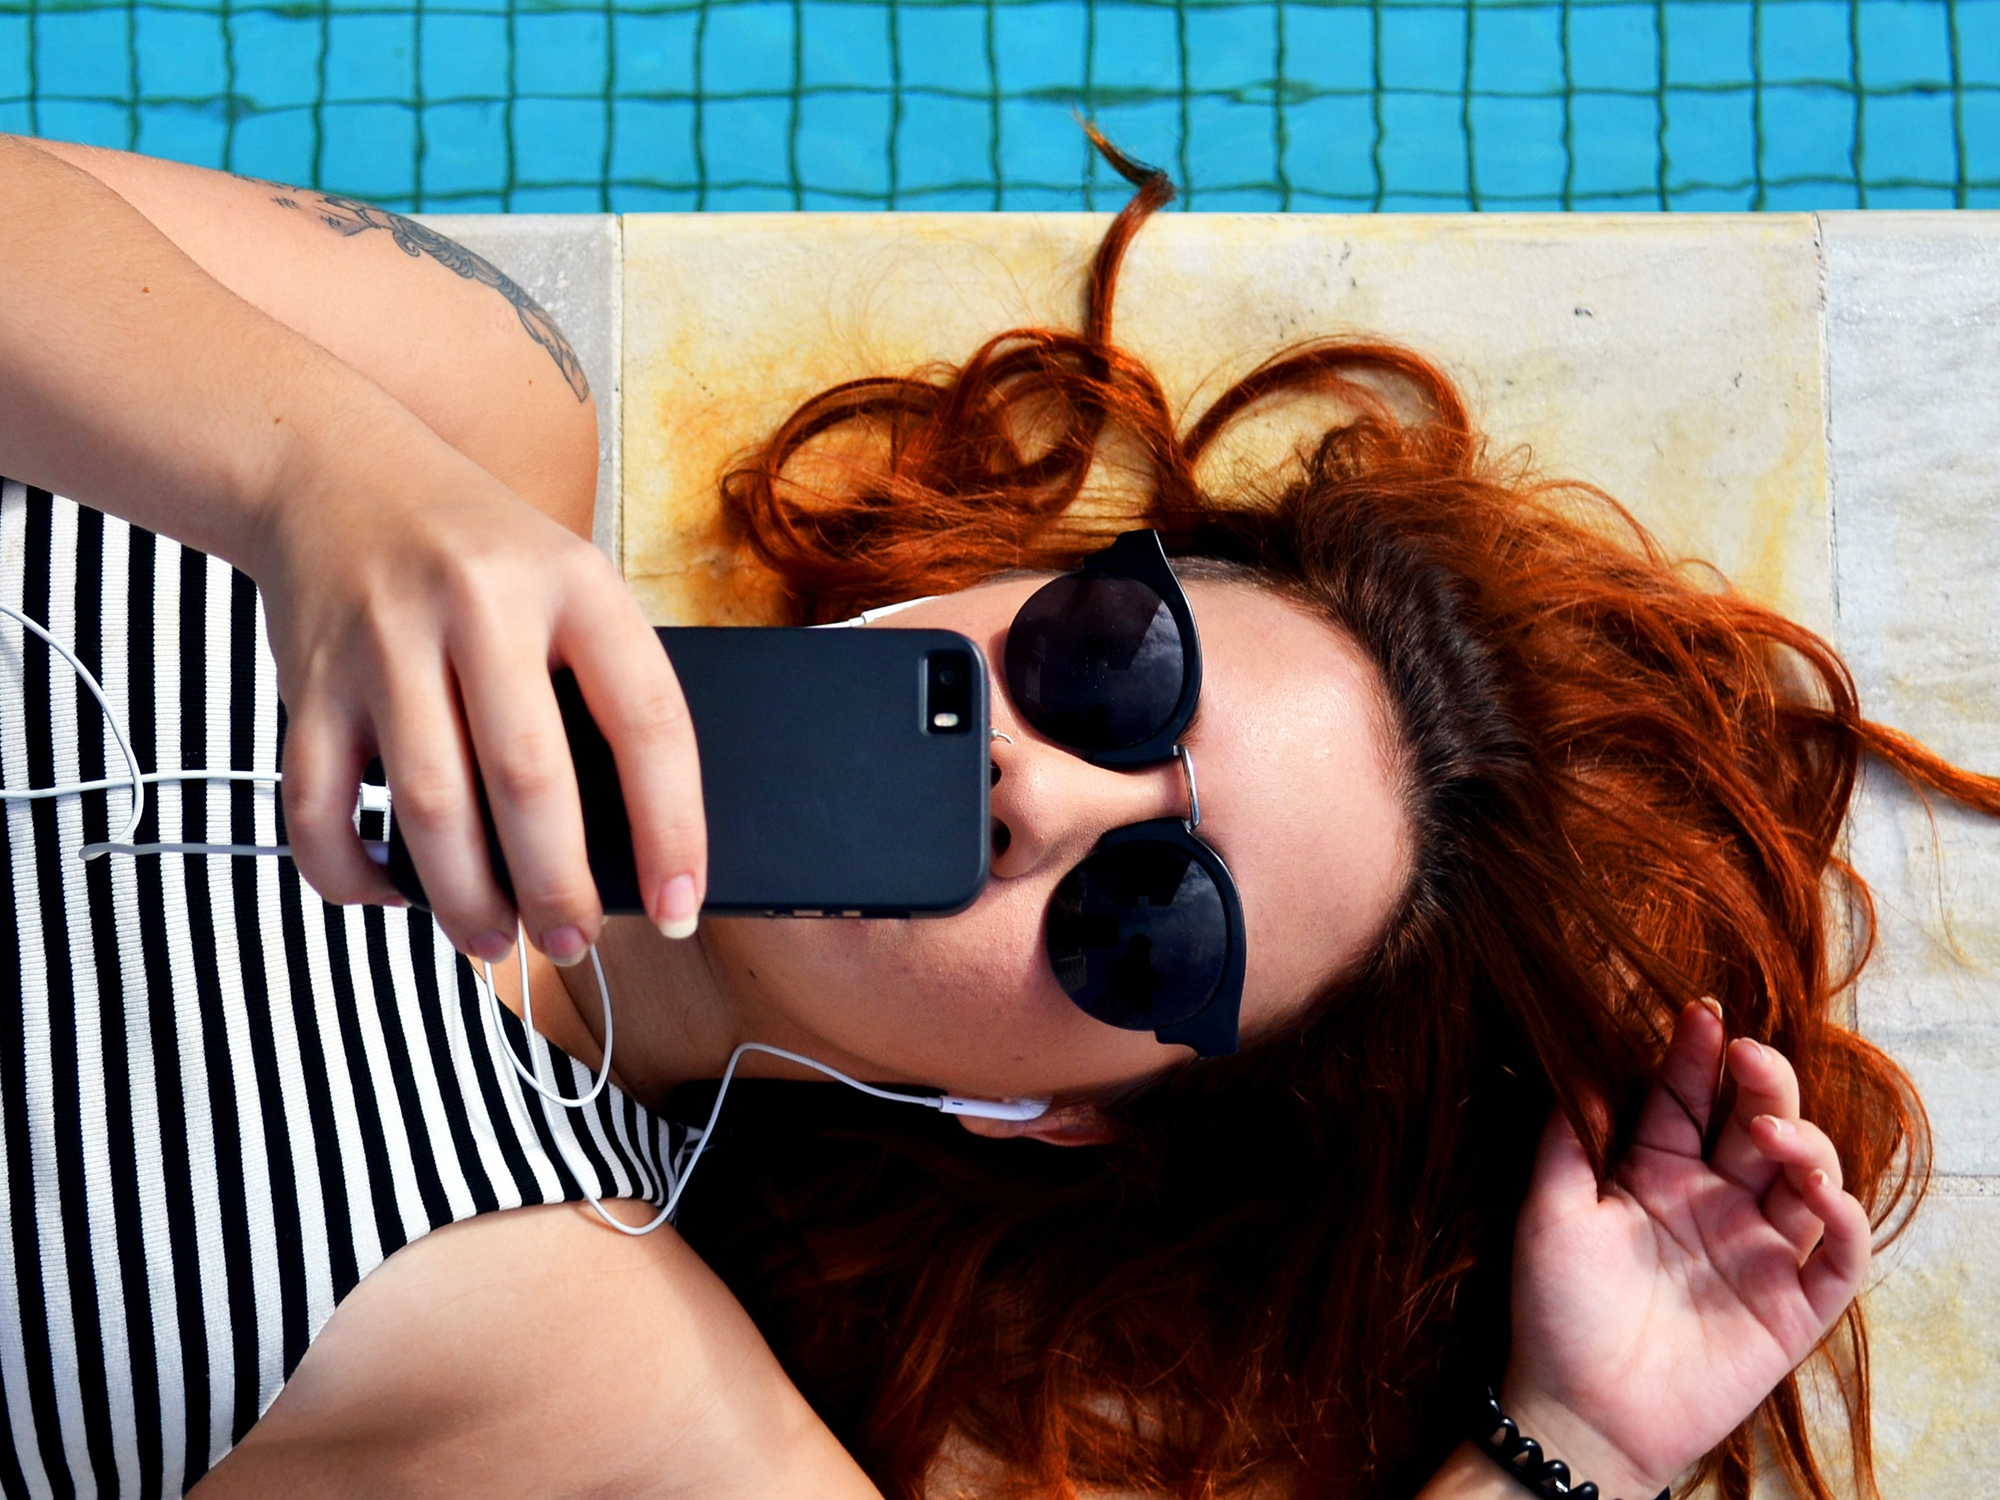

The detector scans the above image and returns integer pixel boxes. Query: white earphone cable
[2,600,292,858]
[480,923,616,1108]
[9,595,1049,1240]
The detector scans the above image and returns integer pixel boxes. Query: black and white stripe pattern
[0,483,688,1498]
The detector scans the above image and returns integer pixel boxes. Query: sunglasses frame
[1061,529,1206,769]
[1062,817,1246,1058]
[1017,530,1243,1058]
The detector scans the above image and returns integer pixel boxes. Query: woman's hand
[0,136,705,960]
[248,425,707,963]
[1501,1000,1872,1498]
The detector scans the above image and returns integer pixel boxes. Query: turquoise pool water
[2,0,1995,212]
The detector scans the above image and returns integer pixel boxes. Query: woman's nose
[986,731,1190,880]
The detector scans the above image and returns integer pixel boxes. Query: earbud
[936,1094,1051,1121]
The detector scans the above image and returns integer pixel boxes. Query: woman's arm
[13,137,596,536]
[0,137,705,959]
[1415,1001,1871,1500]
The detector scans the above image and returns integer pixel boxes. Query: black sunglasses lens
[1046,841,1229,1031]
[1004,573,1185,754]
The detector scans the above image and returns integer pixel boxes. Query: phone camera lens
[925,649,976,735]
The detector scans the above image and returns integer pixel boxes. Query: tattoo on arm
[275,191,591,403]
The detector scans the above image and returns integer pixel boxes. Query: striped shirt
[0,482,690,1499]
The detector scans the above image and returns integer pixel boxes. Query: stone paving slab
[620,213,1830,631]
[1864,1179,2000,1492]
[417,214,623,563]
[1825,213,2000,1181]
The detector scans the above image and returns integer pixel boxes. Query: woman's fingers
[559,579,706,940]
[280,697,404,908]
[1633,998,1725,1156]
[451,605,603,963]
[1709,1038,1802,1197]
[1797,1169,1873,1327]
[1759,1180,1824,1261]
[1749,1113,1843,1195]
[1748,1114,1842,1259]
[372,656,521,960]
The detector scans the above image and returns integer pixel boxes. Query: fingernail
[470,930,514,963]
[1698,995,1723,1022]
[657,874,699,941]
[1807,1168,1828,1191]
[1759,1115,1797,1137]
[541,926,588,967]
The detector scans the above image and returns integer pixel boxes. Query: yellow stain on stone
[622,213,1830,631]
[1847,1188,2000,1496]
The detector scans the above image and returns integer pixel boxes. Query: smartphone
[383,627,991,918]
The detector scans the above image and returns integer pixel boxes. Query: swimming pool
[1,0,1994,212]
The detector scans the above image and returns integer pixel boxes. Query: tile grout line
[1927,1174,2000,1198]
[1814,211,1865,1035]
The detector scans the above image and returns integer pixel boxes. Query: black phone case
[384,627,991,917]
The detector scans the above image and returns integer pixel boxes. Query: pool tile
[419,99,509,204]
[1468,94,1567,203]
[1284,94,1382,201]
[514,11,610,98]
[1568,93,1667,203]
[1566,2,1658,92]
[1379,93,1474,205]
[1088,2,1183,95]
[620,213,1830,633]
[319,103,418,206]
[897,94,997,199]
[1187,5,1278,94]
[1468,5,1565,96]
[513,97,608,191]
[614,10,700,96]
[1283,4,1377,95]
[1823,211,2000,1179]
[800,1,893,89]
[609,98,699,197]
[416,214,622,560]
[700,2,796,96]
[897,5,988,94]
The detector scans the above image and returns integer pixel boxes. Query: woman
[0,130,1989,1500]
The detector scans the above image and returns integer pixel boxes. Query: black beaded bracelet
[1471,1388,1669,1500]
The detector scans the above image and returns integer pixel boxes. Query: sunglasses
[1002,531,1244,1059]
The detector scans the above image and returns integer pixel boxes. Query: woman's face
[698,574,1414,1101]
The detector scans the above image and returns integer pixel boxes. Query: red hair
[685,137,2000,1500]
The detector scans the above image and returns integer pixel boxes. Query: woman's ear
[955,1101,1117,1147]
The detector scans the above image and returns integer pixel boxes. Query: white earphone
[482,929,1049,1235]
[4,598,1054,1236]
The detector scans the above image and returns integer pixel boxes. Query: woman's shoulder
[194,1199,883,1499]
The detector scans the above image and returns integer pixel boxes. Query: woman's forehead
[1178,581,1412,1027]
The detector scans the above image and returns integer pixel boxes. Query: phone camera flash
[924,648,976,735]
